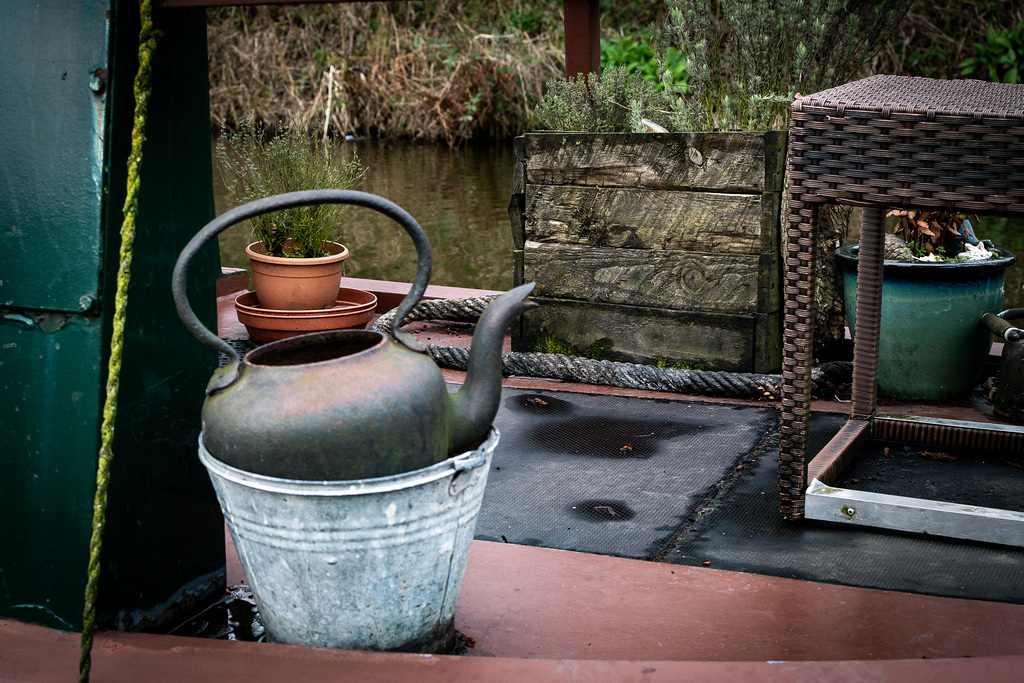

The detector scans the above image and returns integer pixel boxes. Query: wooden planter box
[509,132,787,373]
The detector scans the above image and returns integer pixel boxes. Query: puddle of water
[523,416,706,459]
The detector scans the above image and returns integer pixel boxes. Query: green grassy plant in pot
[217,122,365,310]
[836,211,1015,400]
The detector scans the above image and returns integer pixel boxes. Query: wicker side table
[780,76,1024,531]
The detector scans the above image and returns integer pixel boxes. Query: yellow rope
[79,1,158,680]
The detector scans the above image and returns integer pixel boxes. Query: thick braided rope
[370,297,850,400]
[79,3,158,680]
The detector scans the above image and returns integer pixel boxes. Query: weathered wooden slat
[525,132,786,193]
[753,312,782,373]
[512,136,526,195]
[525,185,770,254]
[512,248,524,291]
[510,137,527,286]
[757,251,781,314]
[516,132,787,371]
[759,190,783,253]
[524,241,763,314]
[517,298,756,371]
[508,193,525,252]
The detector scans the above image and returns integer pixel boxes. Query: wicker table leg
[849,206,885,420]
[779,193,818,519]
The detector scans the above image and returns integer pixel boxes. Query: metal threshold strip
[806,478,1024,547]
[806,415,1024,548]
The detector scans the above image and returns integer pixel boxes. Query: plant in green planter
[836,211,1015,400]
[885,209,996,262]
[217,121,365,310]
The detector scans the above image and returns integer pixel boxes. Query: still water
[215,138,1024,309]
[214,138,515,291]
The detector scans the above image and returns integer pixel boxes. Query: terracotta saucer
[234,288,377,342]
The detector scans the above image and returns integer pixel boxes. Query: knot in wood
[680,264,705,290]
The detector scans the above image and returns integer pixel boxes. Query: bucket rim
[198,427,498,496]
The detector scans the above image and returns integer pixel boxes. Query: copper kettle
[173,190,535,480]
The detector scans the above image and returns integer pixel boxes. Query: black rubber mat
[833,441,1024,513]
[475,388,776,560]
[476,392,1024,603]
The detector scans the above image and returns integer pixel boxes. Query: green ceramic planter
[836,245,1016,400]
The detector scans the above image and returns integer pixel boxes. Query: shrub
[660,0,913,131]
[600,34,687,91]
[961,21,1024,84]
[534,65,673,132]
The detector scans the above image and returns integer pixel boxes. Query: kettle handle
[172,190,432,393]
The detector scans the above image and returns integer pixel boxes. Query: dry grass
[206,2,563,145]
[206,1,1023,143]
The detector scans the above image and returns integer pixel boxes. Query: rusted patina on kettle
[172,189,535,480]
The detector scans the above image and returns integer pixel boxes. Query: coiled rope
[80,2,158,680]
[369,296,851,401]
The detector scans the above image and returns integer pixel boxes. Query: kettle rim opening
[244,330,387,368]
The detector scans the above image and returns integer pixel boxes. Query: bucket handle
[452,448,488,472]
[449,446,488,496]
[172,190,432,393]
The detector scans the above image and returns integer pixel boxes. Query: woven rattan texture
[780,76,1024,518]
[873,418,1024,454]
[790,76,1024,213]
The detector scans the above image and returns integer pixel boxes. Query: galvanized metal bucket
[198,427,497,653]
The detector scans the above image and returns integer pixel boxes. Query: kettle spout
[448,282,537,455]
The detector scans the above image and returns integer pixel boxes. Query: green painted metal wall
[1,2,225,631]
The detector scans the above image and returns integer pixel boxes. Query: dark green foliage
[961,21,1024,84]
[600,35,687,91]
[502,5,546,35]
[876,0,1022,80]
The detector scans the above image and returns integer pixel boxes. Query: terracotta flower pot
[246,240,349,310]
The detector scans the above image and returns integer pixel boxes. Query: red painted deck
[6,538,1024,680]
